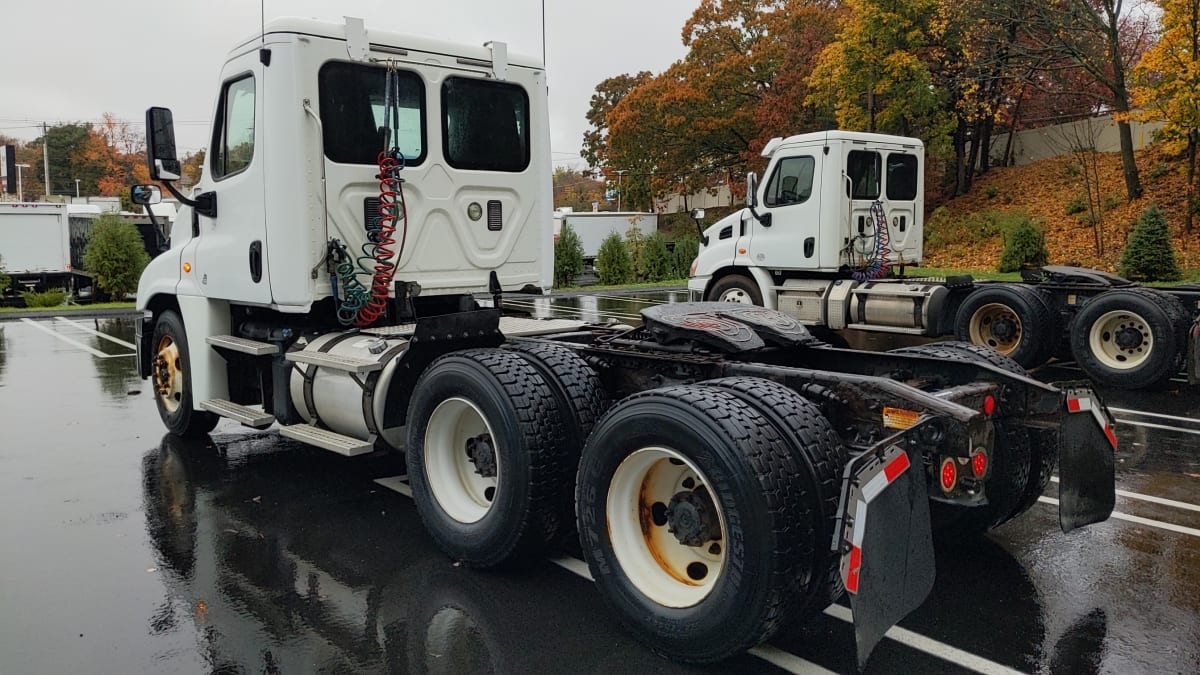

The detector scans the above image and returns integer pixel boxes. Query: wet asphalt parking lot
[1,294,1198,675]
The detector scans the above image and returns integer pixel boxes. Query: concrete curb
[0,307,141,322]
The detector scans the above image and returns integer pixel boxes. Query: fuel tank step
[280,424,375,456]
[199,399,275,428]
[206,335,279,356]
[286,350,383,373]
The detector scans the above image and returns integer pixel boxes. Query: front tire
[577,385,814,663]
[706,273,763,305]
[1070,288,1188,390]
[150,310,218,437]
[406,349,570,569]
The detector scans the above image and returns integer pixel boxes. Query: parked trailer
[687,131,1198,390]
[130,17,1117,670]
[0,202,95,296]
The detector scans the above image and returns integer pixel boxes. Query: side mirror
[746,172,759,209]
[130,185,162,206]
[691,208,705,221]
[146,107,181,181]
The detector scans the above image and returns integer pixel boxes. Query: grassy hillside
[925,144,1200,277]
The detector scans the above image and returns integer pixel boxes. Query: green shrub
[984,185,998,199]
[1101,192,1123,212]
[83,215,150,298]
[1148,162,1170,180]
[553,222,584,286]
[638,232,672,282]
[997,217,1050,272]
[21,289,68,307]
[0,254,9,295]
[596,232,633,285]
[1065,195,1087,215]
[670,235,699,279]
[924,208,1031,250]
[1063,162,1082,178]
[1119,206,1181,281]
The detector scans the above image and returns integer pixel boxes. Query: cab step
[280,424,375,456]
[206,335,279,356]
[286,350,382,373]
[199,399,275,428]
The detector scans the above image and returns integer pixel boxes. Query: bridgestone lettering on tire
[152,310,218,437]
[576,385,815,663]
[954,285,1056,368]
[406,349,570,569]
[1070,288,1188,390]
[890,342,1035,534]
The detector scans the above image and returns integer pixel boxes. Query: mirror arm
[161,180,217,218]
[748,205,772,227]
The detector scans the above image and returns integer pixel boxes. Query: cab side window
[764,156,815,207]
[212,75,256,180]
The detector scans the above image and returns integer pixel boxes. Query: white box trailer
[553,210,658,260]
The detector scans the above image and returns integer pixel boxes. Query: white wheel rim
[153,337,184,413]
[424,397,500,524]
[719,288,753,304]
[1088,309,1153,370]
[968,303,1022,355]
[606,447,727,608]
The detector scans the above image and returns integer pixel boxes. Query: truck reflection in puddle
[141,433,701,674]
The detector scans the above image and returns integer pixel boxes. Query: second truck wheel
[1070,288,1188,390]
[953,285,1055,368]
[576,385,816,663]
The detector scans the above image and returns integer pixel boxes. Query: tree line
[584,0,1199,217]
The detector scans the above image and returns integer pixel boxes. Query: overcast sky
[0,0,695,170]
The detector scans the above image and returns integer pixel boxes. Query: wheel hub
[1114,326,1144,350]
[465,434,497,478]
[666,488,722,547]
[990,318,1017,341]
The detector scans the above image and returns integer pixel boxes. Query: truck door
[193,60,272,304]
[846,149,883,269]
[745,152,821,270]
[883,152,920,264]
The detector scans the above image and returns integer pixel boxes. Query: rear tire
[406,349,570,569]
[700,377,848,611]
[706,273,763,305]
[151,310,219,437]
[1070,288,1188,390]
[577,385,814,663]
[954,285,1056,368]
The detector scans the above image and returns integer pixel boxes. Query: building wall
[990,115,1163,166]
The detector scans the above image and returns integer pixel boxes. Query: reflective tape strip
[852,499,868,547]
[861,452,911,503]
[845,545,862,594]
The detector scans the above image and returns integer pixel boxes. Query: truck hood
[700,210,747,250]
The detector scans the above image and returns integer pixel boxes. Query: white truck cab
[689,131,928,327]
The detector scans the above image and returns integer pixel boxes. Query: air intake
[487,200,502,231]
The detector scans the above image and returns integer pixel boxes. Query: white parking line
[822,604,1022,675]
[1115,419,1200,436]
[1109,408,1200,426]
[19,318,135,358]
[1050,477,1200,514]
[378,474,1019,675]
[53,316,137,349]
[1039,496,1200,538]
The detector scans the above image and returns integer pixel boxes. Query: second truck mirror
[130,185,162,206]
[746,172,759,208]
[146,107,182,182]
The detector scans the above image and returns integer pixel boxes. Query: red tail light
[971,451,988,478]
[982,395,996,416]
[939,457,957,492]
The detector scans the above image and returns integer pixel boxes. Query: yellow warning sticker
[882,407,921,430]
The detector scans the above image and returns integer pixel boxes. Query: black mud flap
[833,444,935,671]
[1057,386,1117,533]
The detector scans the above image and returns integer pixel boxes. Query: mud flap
[1057,386,1117,533]
[834,444,935,671]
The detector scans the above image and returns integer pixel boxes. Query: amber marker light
[183,262,192,273]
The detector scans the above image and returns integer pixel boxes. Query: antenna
[258,0,271,66]
[541,0,546,68]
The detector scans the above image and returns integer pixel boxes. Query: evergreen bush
[83,214,150,298]
[1119,206,1181,281]
[20,289,67,307]
[997,217,1050,272]
[639,232,672,282]
[624,225,646,280]
[596,232,633,285]
[670,235,699,279]
[553,222,584,286]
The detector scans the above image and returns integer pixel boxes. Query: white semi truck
[688,131,1200,390]
[0,202,97,296]
[552,209,658,261]
[132,17,1118,669]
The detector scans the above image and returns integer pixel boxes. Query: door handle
[249,240,263,283]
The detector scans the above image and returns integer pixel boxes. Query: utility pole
[75,178,80,198]
[616,170,627,212]
[42,122,50,197]
[15,164,29,202]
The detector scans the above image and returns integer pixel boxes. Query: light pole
[15,164,29,202]
[75,178,81,198]
[615,170,627,211]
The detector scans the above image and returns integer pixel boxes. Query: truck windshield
[318,62,425,165]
